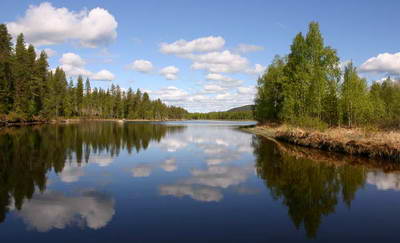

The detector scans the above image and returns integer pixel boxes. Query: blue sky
[1,0,399,112]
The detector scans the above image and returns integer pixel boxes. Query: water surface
[1,121,400,242]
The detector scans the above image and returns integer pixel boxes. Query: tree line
[255,21,400,128]
[0,24,188,122]
[188,110,253,120]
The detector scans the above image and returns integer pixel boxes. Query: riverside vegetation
[252,21,400,161]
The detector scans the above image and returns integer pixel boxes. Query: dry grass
[246,124,400,162]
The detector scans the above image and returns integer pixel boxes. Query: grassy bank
[244,124,400,162]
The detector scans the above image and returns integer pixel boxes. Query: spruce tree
[0,24,13,114]
[76,75,84,116]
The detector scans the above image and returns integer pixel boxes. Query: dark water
[1,121,400,242]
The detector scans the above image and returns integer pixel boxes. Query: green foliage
[289,116,328,131]
[340,62,371,127]
[254,21,399,129]
[0,24,188,121]
[188,110,253,120]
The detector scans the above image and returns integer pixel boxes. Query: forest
[187,110,253,120]
[255,22,400,129]
[0,24,188,122]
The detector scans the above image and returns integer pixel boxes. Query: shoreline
[0,118,256,127]
[0,118,189,127]
[243,124,400,162]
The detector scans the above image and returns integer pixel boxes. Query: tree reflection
[252,136,366,238]
[0,122,184,224]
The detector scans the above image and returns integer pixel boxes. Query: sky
[1,0,399,112]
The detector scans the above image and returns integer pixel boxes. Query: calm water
[1,121,400,242]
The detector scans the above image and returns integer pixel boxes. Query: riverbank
[244,124,400,162]
[0,118,188,127]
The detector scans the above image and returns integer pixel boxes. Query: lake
[1,120,400,242]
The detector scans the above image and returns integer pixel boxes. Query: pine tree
[35,51,49,116]
[84,78,91,116]
[13,34,31,117]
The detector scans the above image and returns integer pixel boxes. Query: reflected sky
[2,121,400,242]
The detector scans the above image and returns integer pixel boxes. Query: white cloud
[14,190,115,232]
[206,73,243,87]
[160,66,179,80]
[237,86,256,95]
[149,86,188,101]
[160,36,225,55]
[7,2,117,48]
[245,64,266,75]
[234,44,264,53]
[91,69,115,81]
[43,48,57,57]
[190,50,249,73]
[59,52,115,81]
[128,59,154,73]
[148,85,256,112]
[203,84,226,93]
[359,52,400,75]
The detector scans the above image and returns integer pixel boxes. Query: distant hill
[227,105,254,112]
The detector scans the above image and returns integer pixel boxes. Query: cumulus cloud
[358,52,400,75]
[159,184,222,202]
[148,85,256,112]
[91,70,115,81]
[7,2,117,48]
[127,59,154,73]
[59,52,115,81]
[190,50,249,73]
[14,190,115,232]
[234,44,264,53]
[160,36,225,55]
[237,86,256,95]
[245,64,266,75]
[203,84,227,93]
[160,66,179,80]
[206,73,243,87]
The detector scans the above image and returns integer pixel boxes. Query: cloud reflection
[159,185,222,202]
[14,190,115,232]
[367,171,400,191]
[132,164,153,177]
